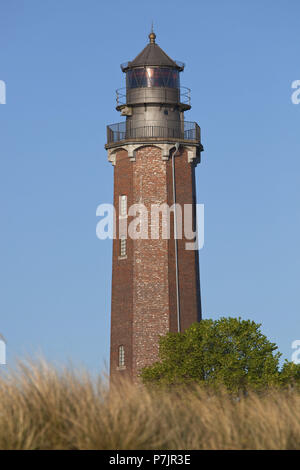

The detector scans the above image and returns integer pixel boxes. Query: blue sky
[0,0,299,373]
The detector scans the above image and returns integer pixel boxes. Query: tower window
[120,195,127,217]
[118,345,125,367]
[126,68,179,89]
[120,236,127,257]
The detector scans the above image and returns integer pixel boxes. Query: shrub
[141,317,282,391]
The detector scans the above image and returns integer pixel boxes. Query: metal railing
[106,120,200,144]
[116,86,191,107]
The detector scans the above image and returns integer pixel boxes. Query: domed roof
[121,33,184,72]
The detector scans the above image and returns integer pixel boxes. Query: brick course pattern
[110,145,201,383]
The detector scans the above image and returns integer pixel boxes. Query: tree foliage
[280,360,300,388]
[141,317,299,391]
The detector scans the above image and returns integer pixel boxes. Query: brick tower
[105,31,203,382]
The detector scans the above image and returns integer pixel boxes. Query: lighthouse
[105,31,203,382]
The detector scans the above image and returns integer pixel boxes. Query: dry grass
[0,359,299,450]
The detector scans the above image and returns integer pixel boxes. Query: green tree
[141,317,282,391]
[280,360,300,389]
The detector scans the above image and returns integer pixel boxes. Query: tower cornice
[107,142,202,166]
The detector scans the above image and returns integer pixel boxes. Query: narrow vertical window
[120,236,127,257]
[119,195,127,258]
[120,195,127,217]
[118,345,125,367]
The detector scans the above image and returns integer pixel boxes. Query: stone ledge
[107,142,203,166]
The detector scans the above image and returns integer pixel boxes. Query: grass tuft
[0,359,299,450]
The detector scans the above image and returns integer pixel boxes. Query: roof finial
[149,22,156,44]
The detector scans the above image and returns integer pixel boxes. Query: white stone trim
[107,148,117,166]
[107,143,175,164]
[107,143,200,165]
[184,145,198,163]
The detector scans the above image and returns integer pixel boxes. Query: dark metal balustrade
[106,121,200,145]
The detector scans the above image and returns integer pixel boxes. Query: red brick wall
[110,145,201,383]
[166,148,201,333]
[131,146,170,379]
[110,150,133,383]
